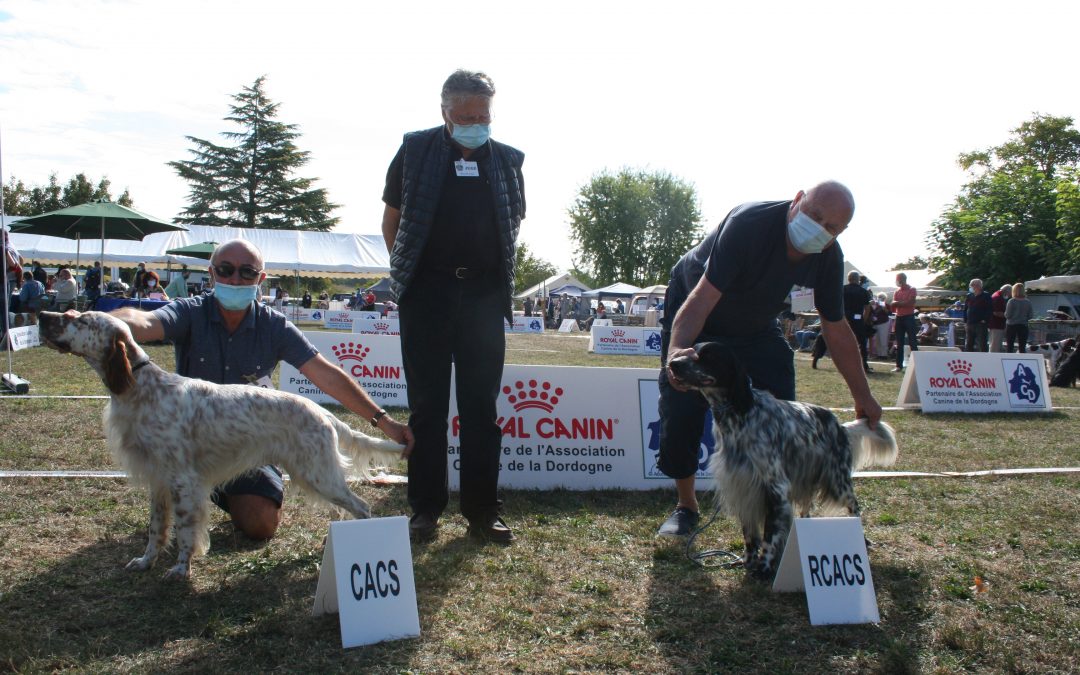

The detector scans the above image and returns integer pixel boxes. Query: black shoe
[467,515,515,543]
[409,512,439,542]
[657,506,700,538]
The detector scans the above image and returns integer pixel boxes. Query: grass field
[0,330,1077,673]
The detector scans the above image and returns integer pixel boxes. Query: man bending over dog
[112,239,414,540]
[656,181,883,537]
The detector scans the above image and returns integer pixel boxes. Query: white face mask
[147,280,157,287]
[787,209,834,254]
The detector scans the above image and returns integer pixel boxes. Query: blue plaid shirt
[153,295,318,385]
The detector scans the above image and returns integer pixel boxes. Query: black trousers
[398,273,506,520]
[846,317,869,366]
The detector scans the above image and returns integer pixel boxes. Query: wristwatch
[370,409,388,427]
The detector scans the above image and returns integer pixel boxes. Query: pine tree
[169,76,339,230]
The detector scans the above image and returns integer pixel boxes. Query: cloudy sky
[2,0,1078,281]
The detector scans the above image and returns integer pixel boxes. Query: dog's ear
[724,350,754,415]
[104,334,135,395]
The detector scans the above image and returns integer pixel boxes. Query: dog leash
[684,501,743,569]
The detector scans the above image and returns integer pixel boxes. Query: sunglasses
[213,263,262,281]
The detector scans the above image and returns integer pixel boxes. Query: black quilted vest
[389,126,525,322]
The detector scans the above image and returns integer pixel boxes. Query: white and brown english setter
[38,310,404,580]
[669,342,899,580]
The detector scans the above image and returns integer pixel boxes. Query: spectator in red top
[890,272,918,371]
[987,283,1011,353]
[363,289,376,311]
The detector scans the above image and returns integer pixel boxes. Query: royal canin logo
[374,322,390,331]
[466,378,616,440]
[331,342,401,380]
[611,329,625,338]
[332,342,371,362]
[947,359,973,375]
[503,379,563,413]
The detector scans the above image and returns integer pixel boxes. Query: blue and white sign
[899,351,1053,412]
[505,316,545,333]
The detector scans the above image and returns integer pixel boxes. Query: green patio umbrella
[165,241,218,260]
[9,199,187,287]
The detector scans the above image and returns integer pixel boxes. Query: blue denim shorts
[210,465,284,513]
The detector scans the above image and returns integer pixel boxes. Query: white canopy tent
[515,272,592,299]
[7,223,390,278]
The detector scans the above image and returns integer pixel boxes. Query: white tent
[515,272,592,299]
[7,224,389,278]
[582,282,641,298]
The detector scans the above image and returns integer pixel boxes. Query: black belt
[429,266,491,280]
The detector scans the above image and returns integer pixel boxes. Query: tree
[928,114,1080,287]
[568,168,702,287]
[514,241,557,294]
[3,172,133,216]
[170,76,339,230]
[889,256,930,271]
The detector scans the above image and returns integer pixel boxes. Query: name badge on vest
[454,160,479,177]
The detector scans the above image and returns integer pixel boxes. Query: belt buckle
[454,267,468,279]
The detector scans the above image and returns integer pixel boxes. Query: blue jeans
[657,327,795,480]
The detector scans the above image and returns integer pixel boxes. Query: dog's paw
[162,563,191,580]
[125,556,154,572]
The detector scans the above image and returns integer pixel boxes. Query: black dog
[669,342,898,579]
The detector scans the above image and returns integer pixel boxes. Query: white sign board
[322,310,380,331]
[5,325,41,351]
[790,287,815,313]
[589,326,663,355]
[589,325,644,354]
[354,318,400,335]
[280,332,407,407]
[283,307,322,323]
[447,365,715,490]
[897,351,1052,412]
[505,316,545,333]
[557,319,580,333]
[772,517,880,625]
[312,517,420,648]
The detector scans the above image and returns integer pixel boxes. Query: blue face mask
[214,282,259,311]
[450,123,490,149]
[788,209,834,254]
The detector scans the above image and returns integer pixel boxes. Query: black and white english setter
[38,311,404,580]
[669,342,898,580]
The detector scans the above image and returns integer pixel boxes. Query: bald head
[211,239,264,269]
[803,181,855,228]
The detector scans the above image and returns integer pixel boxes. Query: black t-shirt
[383,132,502,273]
[664,200,844,338]
[843,283,872,321]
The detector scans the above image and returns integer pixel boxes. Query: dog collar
[131,360,151,372]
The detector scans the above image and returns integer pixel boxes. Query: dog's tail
[843,419,899,470]
[327,415,405,480]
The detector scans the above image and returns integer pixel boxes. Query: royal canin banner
[504,316,545,333]
[282,307,322,323]
[354,318,400,336]
[279,332,407,407]
[448,365,716,490]
[901,351,1052,413]
[279,341,717,489]
[322,310,380,331]
[589,325,663,356]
